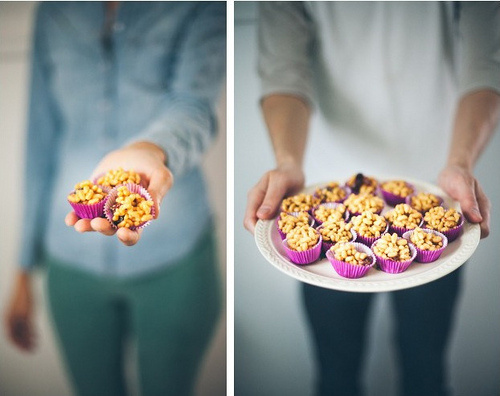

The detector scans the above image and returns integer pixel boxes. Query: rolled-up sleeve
[20,4,61,270]
[129,2,226,177]
[458,2,500,96]
[258,2,315,106]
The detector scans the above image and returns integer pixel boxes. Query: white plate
[254,178,480,292]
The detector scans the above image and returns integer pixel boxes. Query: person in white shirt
[244,2,500,395]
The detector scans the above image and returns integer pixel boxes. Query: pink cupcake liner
[371,240,417,274]
[68,196,108,219]
[275,212,315,240]
[282,233,322,265]
[354,224,389,246]
[379,182,415,207]
[104,183,155,231]
[311,202,350,226]
[423,207,464,243]
[388,219,424,237]
[403,229,448,263]
[405,193,444,214]
[326,242,376,279]
[318,228,357,254]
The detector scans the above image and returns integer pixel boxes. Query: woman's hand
[244,162,305,234]
[4,271,36,352]
[66,141,173,246]
[438,164,490,238]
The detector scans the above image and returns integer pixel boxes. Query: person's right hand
[4,271,36,352]
[244,163,305,234]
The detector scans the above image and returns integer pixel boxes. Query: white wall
[0,2,226,396]
[234,3,500,396]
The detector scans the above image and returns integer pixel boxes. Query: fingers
[117,227,142,246]
[474,180,491,238]
[257,175,288,220]
[90,218,117,236]
[65,212,79,226]
[147,167,174,218]
[244,176,269,234]
[8,316,35,352]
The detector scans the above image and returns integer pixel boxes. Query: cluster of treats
[67,168,154,229]
[111,186,154,228]
[276,173,464,277]
[67,180,107,205]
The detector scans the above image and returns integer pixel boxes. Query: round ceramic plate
[254,177,480,292]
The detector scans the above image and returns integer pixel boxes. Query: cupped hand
[66,141,173,246]
[244,163,305,234]
[4,272,36,352]
[438,165,490,238]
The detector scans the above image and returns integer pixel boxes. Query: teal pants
[46,233,221,396]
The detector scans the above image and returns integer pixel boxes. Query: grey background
[234,3,500,396]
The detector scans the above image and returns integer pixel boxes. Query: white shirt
[258,2,500,184]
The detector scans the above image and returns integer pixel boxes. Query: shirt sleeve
[128,2,226,177]
[257,2,315,106]
[457,2,500,96]
[20,4,62,270]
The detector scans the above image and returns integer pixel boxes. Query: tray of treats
[254,174,481,292]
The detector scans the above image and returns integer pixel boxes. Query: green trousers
[46,232,221,396]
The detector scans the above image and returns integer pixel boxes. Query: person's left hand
[438,164,490,238]
[65,141,173,246]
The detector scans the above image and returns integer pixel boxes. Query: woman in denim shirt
[4,2,226,395]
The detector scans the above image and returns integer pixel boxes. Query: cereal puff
[105,184,155,230]
[281,193,321,213]
[96,167,141,188]
[379,180,415,206]
[371,233,417,274]
[423,206,463,242]
[282,225,322,265]
[344,193,384,216]
[67,180,108,219]
[314,182,349,203]
[317,220,356,253]
[326,242,375,279]
[384,203,423,236]
[349,211,388,246]
[276,211,314,240]
[345,173,378,195]
[406,192,442,213]
[403,228,448,263]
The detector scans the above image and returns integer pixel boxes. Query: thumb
[457,181,482,223]
[257,181,287,220]
[147,167,174,218]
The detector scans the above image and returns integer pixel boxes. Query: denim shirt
[21,2,226,277]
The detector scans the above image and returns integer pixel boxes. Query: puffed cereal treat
[104,184,155,230]
[95,167,141,188]
[281,193,321,213]
[311,202,349,225]
[326,242,375,279]
[314,182,349,203]
[406,192,443,213]
[423,206,463,242]
[67,180,109,219]
[349,211,388,246]
[317,220,356,253]
[371,233,417,274]
[345,173,378,195]
[379,180,415,206]
[403,228,448,263]
[276,211,314,240]
[344,193,384,215]
[282,225,322,265]
[384,203,423,236]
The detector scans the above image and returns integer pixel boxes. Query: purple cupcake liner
[371,240,417,274]
[276,212,315,240]
[69,196,108,219]
[283,233,322,265]
[319,229,357,254]
[104,183,155,231]
[326,242,376,279]
[405,193,444,214]
[311,202,350,226]
[388,219,424,237]
[379,182,415,207]
[403,229,448,263]
[354,224,389,246]
[423,207,464,243]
